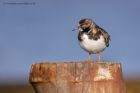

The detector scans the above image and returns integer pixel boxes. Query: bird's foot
[86,54,93,63]
[86,58,92,63]
[98,59,101,63]
[83,58,92,63]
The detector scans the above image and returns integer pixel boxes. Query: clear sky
[0,0,140,84]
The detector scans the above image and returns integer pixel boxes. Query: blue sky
[0,0,140,84]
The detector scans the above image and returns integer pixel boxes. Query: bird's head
[78,18,95,32]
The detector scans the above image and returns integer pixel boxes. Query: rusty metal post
[29,62,127,93]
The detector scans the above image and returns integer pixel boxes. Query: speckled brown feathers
[78,18,110,47]
[95,25,111,47]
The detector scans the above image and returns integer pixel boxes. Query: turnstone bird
[74,18,111,63]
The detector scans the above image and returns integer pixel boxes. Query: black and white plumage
[76,18,111,62]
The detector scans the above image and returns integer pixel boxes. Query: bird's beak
[72,28,78,31]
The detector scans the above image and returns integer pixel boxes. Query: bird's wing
[96,25,111,47]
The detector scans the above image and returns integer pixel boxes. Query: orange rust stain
[46,68,56,82]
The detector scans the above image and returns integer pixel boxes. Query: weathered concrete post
[29,62,127,93]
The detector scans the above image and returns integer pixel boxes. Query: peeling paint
[94,66,113,81]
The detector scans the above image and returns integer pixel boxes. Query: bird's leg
[98,49,101,63]
[87,53,92,63]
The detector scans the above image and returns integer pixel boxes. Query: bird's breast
[79,34,106,54]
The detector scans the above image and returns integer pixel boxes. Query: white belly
[79,34,106,54]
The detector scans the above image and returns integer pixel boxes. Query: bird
[74,18,111,63]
